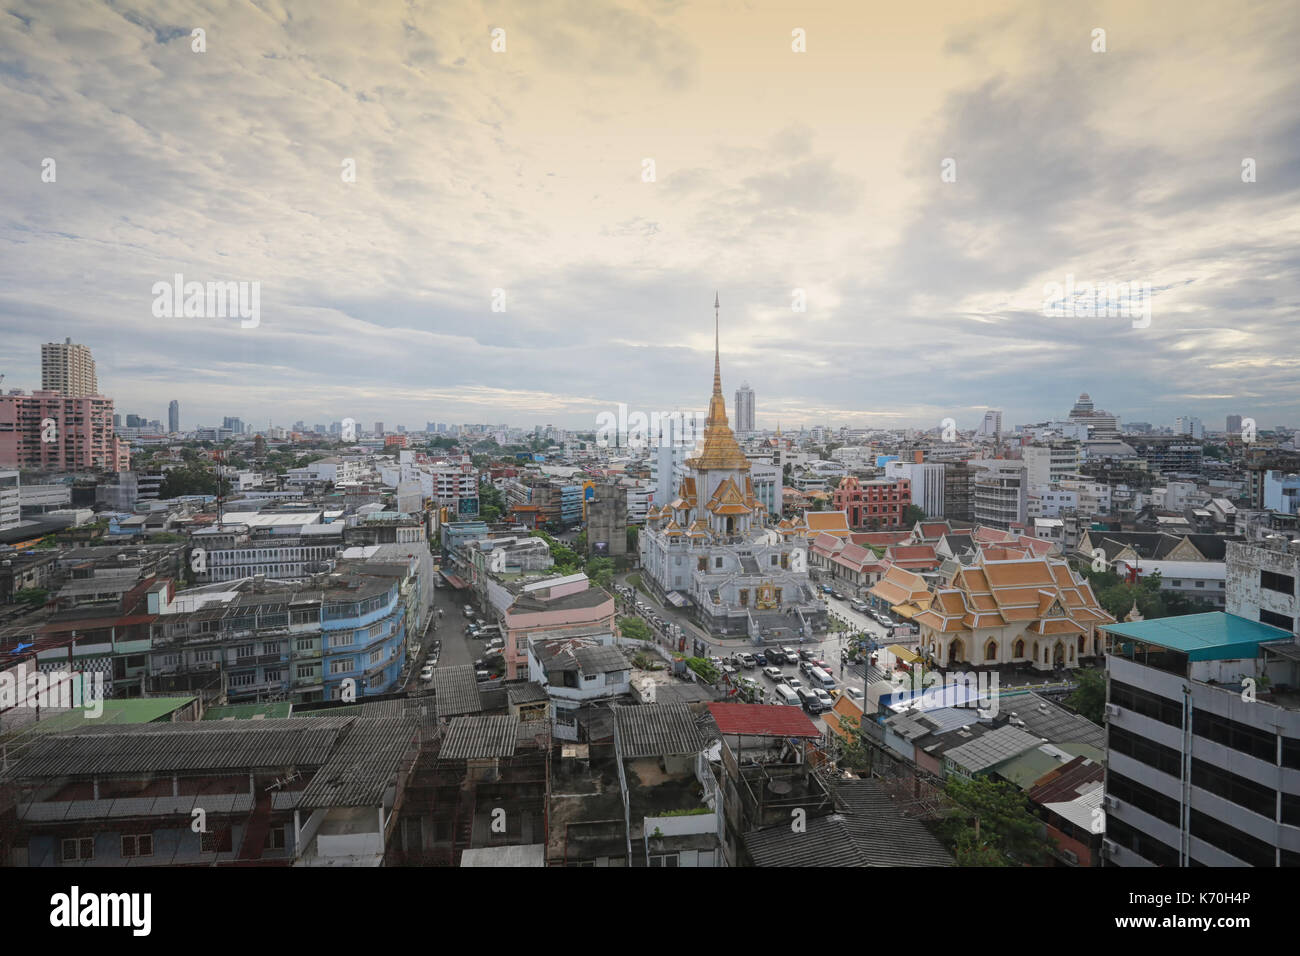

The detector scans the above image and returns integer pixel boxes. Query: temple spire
[713,292,721,395]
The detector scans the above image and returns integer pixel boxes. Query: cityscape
[0,0,1296,926]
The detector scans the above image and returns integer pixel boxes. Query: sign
[457,497,479,516]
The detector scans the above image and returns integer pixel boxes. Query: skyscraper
[978,409,1002,438]
[1226,414,1243,435]
[223,416,243,434]
[734,381,755,435]
[41,338,98,397]
[168,400,180,433]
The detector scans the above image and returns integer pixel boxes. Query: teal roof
[1101,612,1293,661]
[203,702,294,721]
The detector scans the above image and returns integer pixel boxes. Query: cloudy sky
[2,0,1298,434]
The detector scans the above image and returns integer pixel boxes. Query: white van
[809,666,836,690]
[773,684,800,707]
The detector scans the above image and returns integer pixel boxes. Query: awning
[665,591,689,607]
[886,644,920,664]
[441,571,469,589]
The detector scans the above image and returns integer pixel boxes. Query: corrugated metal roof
[432,665,483,718]
[440,716,520,760]
[614,703,705,757]
[278,716,419,809]
[0,718,350,780]
[707,702,821,739]
[943,724,1041,774]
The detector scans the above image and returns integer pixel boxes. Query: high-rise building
[1227,414,1243,435]
[223,416,244,434]
[374,421,384,436]
[0,470,20,532]
[978,409,1002,438]
[1068,392,1120,439]
[1175,416,1205,439]
[126,414,144,429]
[168,400,180,433]
[40,338,98,397]
[734,381,755,435]
[0,392,127,471]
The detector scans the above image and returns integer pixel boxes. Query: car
[780,646,798,663]
[851,599,869,613]
[419,666,434,681]
[762,666,784,681]
[475,669,490,681]
[709,656,724,670]
[812,658,830,672]
[798,659,814,676]
[813,688,834,709]
[844,687,865,704]
[820,585,833,594]
[428,654,439,667]
[798,648,815,661]
[786,677,803,691]
[832,591,845,600]
[797,687,825,714]
[738,652,757,669]
[753,651,768,667]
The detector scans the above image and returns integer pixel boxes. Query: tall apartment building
[168,399,180,433]
[40,338,98,397]
[977,409,1002,438]
[972,459,1027,529]
[1227,414,1243,436]
[1175,416,1205,440]
[1023,443,1081,487]
[0,392,127,472]
[586,482,628,557]
[0,470,19,532]
[222,416,244,434]
[734,381,755,435]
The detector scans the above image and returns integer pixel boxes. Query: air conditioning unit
[1104,794,1119,810]
[1102,838,1120,857]
[1104,703,1119,717]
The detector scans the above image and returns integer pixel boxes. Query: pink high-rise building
[0,391,128,472]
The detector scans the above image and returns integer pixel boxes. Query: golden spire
[690,293,751,472]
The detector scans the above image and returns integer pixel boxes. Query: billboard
[457,497,479,516]
[593,541,609,555]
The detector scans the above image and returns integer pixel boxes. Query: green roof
[202,702,294,721]
[1101,612,1293,662]
[4,696,196,738]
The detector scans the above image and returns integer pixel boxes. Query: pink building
[0,391,127,472]
[503,576,615,679]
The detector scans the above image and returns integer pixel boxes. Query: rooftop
[1101,611,1294,662]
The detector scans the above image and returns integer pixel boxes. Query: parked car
[798,648,815,661]
[738,652,757,669]
[475,669,490,682]
[798,659,814,676]
[814,688,834,709]
[832,591,846,600]
[762,666,784,681]
[780,646,798,664]
[753,651,768,667]
[797,687,825,714]
[786,677,803,692]
[844,686,865,704]
[850,599,869,612]
[419,665,434,681]
[820,585,833,595]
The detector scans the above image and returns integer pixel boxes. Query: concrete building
[1100,611,1300,867]
[1115,557,1227,609]
[885,459,945,519]
[586,482,628,558]
[1023,443,1081,488]
[832,475,910,529]
[734,381,755,435]
[40,338,98,397]
[1262,470,1300,517]
[0,470,19,532]
[168,400,180,433]
[1226,538,1300,635]
[0,392,126,472]
[972,460,1027,530]
[942,461,976,522]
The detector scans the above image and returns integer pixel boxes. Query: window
[1108,772,1180,826]
[1191,759,1275,819]
[1260,609,1294,632]
[1110,680,1183,727]
[1106,816,1179,867]
[264,826,287,851]
[195,650,214,663]
[235,644,255,660]
[62,837,94,862]
[121,834,153,858]
[1261,570,1295,595]
[329,632,352,649]
[201,829,233,853]
[329,657,354,675]
[1190,809,1275,866]
[264,669,282,683]
[1193,710,1276,763]
[1110,725,1181,777]
[296,664,316,679]
[648,853,679,867]
[714,558,723,569]
[261,641,280,656]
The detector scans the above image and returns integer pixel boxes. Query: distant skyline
[3,1,1298,432]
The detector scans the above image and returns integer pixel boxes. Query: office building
[168,400,180,433]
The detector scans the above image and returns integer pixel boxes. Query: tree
[940,775,1051,866]
[618,616,652,641]
[586,557,615,588]
[825,711,872,771]
[1067,667,1106,724]
[902,504,927,525]
[479,483,505,522]
[626,526,639,552]
[13,587,48,606]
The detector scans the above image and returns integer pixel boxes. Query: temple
[639,295,828,640]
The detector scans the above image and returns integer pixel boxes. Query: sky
[2,0,1298,434]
